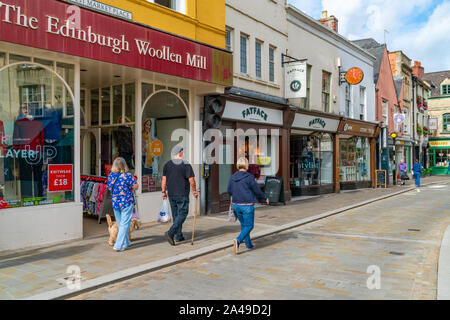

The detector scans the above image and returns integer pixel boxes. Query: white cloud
[287,0,449,72]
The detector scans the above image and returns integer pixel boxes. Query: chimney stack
[318,10,338,33]
[412,61,424,78]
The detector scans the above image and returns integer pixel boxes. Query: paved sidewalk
[0,176,448,300]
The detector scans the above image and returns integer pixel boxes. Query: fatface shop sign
[222,101,283,126]
[0,0,233,86]
[285,62,307,99]
[292,114,340,132]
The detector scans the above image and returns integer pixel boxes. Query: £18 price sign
[48,164,73,192]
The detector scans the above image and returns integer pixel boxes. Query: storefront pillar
[334,134,340,193]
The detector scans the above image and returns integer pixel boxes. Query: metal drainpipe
[412,74,416,161]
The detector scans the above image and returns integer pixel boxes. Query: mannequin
[13,103,44,198]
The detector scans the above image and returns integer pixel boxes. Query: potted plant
[423,126,429,136]
[417,124,423,135]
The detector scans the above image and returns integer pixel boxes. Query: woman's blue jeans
[113,204,134,251]
[233,204,255,248]
[414,173,421,187]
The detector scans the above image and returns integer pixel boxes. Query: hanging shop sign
[222,101,283,126]
[345,67,364,85]
[429,140,450,147]
[394,113,405,125]
[0,0,233,86]
[63,0,132,20]
[285,62,307,99]
[292,113,339,132]
[429,118,438,130]
[48,164,73,192]
[338,119,378,137]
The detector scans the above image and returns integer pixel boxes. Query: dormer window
[442,84,450,96]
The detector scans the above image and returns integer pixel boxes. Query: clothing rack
[81,175,108,183]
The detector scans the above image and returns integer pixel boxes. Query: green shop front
[428,138,450,174]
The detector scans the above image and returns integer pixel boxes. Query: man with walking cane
[161,145,198,246]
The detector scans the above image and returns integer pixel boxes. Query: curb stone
[27,179,449,300]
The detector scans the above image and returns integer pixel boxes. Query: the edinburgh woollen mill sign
[0,0,233,86]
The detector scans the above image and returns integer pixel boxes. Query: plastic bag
[158,199,172,223]
[227,205,237,223]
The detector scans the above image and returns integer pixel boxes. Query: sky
[287,0,450,73]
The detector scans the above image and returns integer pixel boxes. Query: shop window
[0,62,74,209]
[339,137,371,182]
[322,71,331,113]
[443,114,450,132]
[141,90,189,193]
[125,83,135,122]
[142,83,154,104]
[91,89,99,126]
[0,52,5,67]
[290,134,333,188]
[112,85,123,124]
[101,87,111,125]
[80,90,86,127]
[34,58,53,67]
[9,54,31,63]
[434,149,450,167]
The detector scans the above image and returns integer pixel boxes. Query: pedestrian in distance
[412,159,423,187]
[227,157,269,255]
[161,145,198,246]
[107,157,139,252]
[399,159,408,186]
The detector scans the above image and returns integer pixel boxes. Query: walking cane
[191,196,198,245]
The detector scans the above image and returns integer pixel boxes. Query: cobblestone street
[71,182,450,300]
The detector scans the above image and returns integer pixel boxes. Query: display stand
[81,175,110,224]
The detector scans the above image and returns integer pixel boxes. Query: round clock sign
[346,67,364,85]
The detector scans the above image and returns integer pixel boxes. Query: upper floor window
[255,41,262,79]
[403,109,410,134]
[301,65,311,110]
[269,46,275,82]
[360,86,366,120]
[382,99,388,125]
[322,71,331,113]
[443,114,450,132]
[149,0,185,14]
[442,84,450,96]
[225,28,232,51]
[240,34,248,74]
[344,83,351,116]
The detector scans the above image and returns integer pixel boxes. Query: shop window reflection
[340,137,371,182]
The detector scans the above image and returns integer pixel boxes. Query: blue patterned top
[107,172,137,211]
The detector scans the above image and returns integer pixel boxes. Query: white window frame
[382,99,388,126]
[147,0,186,14]
[359,86,366,121]
[269,45,275,83]
[255,40,263,79]
[225,27,233,52]
[240,34,248,75]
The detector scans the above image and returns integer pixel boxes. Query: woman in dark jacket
[227,157,269,254]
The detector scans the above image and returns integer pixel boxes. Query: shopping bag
[158,199,172,223]
[227,204,237,223]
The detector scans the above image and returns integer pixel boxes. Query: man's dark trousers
[168,195,190,241]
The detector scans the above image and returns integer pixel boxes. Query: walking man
[162,145,198,245]
[412,159,423,187]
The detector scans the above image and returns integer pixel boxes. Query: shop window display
[141,85,189,193]
[0,59,74,209]
[290,134,333,187]
[339,137,371,182]
[434,149,450,167]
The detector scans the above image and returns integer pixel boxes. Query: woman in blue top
[227,157,269,255]
[412,159,423,187]
[107,157,139,252]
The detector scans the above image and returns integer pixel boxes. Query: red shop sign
[0,0,233,86]
[48,164,73,192]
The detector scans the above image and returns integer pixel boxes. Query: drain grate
[408,229,421,232]
[389,251,405,256]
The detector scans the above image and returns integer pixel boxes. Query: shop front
[428,138,450,175]
[208,90,292,213]
[289,110,340,196]
[337,119,380,190]
[0,0,232,251]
